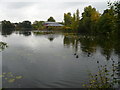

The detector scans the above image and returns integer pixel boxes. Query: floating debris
[76,55,79,58]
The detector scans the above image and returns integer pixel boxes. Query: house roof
[43,22,64,26]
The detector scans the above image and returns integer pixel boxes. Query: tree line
[1,1,120,36]
[1,16,56,31]
[0,16,56,47]
[64,1,120,36]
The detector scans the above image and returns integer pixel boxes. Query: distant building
[43,22,64,27]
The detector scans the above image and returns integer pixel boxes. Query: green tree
[64,12,72,26]
[1,20,15,35]
[108,1,120,37]
[75,9,80,31]
[2,20,15,30]
[32,21,44,30]
[76,9,80,22]
[71,13,77,30]
[64,9,80,32]
[47,17,56,22]
[16,21,32,31]
[79,6,100,34]
[97,8,116,35]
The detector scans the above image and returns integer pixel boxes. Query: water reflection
[1,30,32,38]
[79,36,97,57]
[1,31,119,88]
[1,29,13,37]
[47,35,55,42]
[63,34,119,88]
[19,31,31,36]
[1,31,120,58]
[63,34,120,60]
[2,30,119,60]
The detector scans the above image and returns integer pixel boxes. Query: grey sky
[0,0,115,23]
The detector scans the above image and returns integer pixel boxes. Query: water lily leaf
[8,74,13,77]
[7,72,12,74]
[2,75,5,77]
[16,76,22,79]
[2,73,6,75]
[5,78,8,80]
[8,78,15,83]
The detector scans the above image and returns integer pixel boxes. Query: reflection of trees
[97,36,114,60]
[114,35,120,56]
[15,21,32,31]
[114,36,120,81]
[19,31,31,36]
[63,35,78,52]
[48,37,54,42]
[1,29,13,36]
[47,34,56,42]
[1,20,15,36]
[63,35,97,56]
[79,36,97,56]
[64,36,75,47]
[63,34,120,59]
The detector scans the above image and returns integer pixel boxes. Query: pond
[1,31,119,88]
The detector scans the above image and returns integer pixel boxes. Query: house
[43,22,64,27]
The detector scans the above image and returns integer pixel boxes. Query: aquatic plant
[1,72,23,83]
[0,42,8,51]
[83,59,120,89]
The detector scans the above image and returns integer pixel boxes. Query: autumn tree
[64,9,80,32]
[78,6,100,34]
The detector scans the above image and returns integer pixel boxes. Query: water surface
[1,31,119,88]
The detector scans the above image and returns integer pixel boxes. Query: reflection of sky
[0,0,111,22]
[2,33,63,49]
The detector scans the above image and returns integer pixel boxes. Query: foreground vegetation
[83,59,120,89]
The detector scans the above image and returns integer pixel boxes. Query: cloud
[0,0,109,2]
[91,2,108,12]
[0,0,109,22]
[6,2,37,9]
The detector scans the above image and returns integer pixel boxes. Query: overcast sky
[0,0,116,23]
